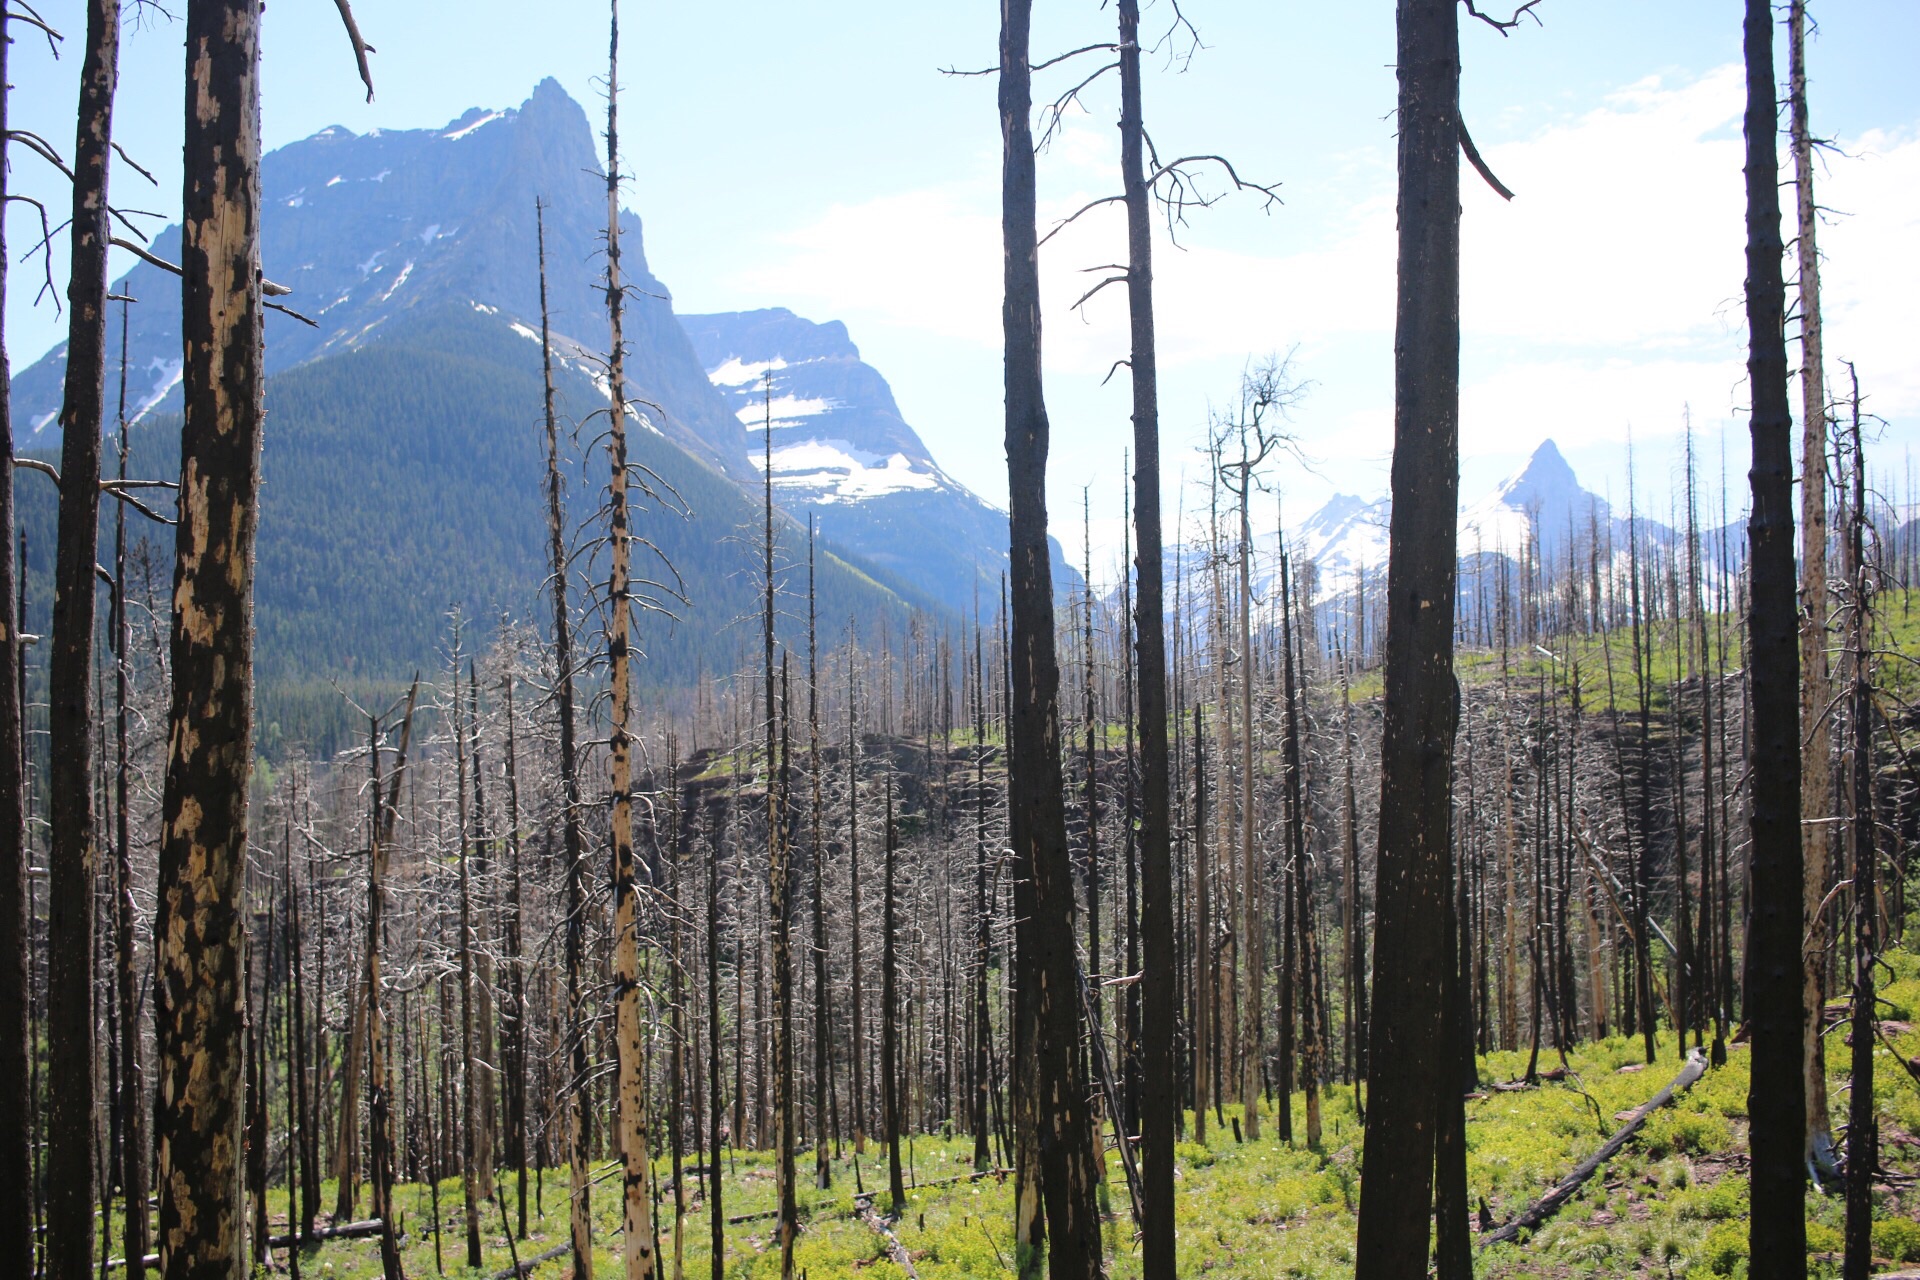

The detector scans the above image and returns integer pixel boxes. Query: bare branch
[1461,0,1543,35]
[940,42,1119,78]
[6,3,64,53]
[1037,60,1119,152]
[100,478,178,492]
[13,457,60,487]
[5,194,61,312]
[6,128,74,179]
[110,140,158,186]
[1068,273,1128,315]
[103,489,175,525]
[330,0,377,102]
[109,236,294,296]
[1037,194,1124,248]
[1459,118,1514,201]
[266,300,319,328]
[1032,42,1120,74]
[1145,154,1280,209]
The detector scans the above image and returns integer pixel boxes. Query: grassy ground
[241,951,1920,1277]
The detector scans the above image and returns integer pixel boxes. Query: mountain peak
[1499,438,1577,501]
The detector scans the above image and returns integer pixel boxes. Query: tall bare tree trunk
[1788,0,1836,1177]
[603,8,658,1273]
[1354,1,1461,1275]
[882,780,905,1214]
[1120,12,1182,1178]
[1840,371,1874,1280]
[1283,555,1322,1148]
[808,525,832,1192]
[152,3,262,1276]
[366,687,418,1280]
[109,313,149,1280]
[760,378,798,1276]
[537,197,595,1280]
[455,631,483,1269]
[1238,461,1262,1142]
[0,16,33,1271]
[1742,0,1809,1272]
[48,5,120,1274]
[1000,2,1104,1272]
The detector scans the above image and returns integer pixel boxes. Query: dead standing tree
[596,4,684,1273]
[1740,0,1809,1273]
[46,4,118,1273]
[1213,366,1298,1144]
[0,8,45,1274]
[998,2,1103,1273]
[1787,0,1836,1180]
[153,1,370,1276]
[364,683,419,1280]
[1354,0,1463,1275]
[535,196,596,1280]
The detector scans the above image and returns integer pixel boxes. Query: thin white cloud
[732,61,1919,543]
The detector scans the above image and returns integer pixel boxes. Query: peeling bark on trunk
[1788,0,1835,1175]
[153,4,263,1277]
[603,8,659,1274]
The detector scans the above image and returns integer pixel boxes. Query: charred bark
[152,4,263,1277]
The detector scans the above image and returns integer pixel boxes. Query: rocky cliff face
[12,78,750,481]
[681,307,1072,613]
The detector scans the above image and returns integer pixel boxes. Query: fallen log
[855,1193,920,1279]
[267,1218,385,1247]
[490,1242,569,1279]
[1479,1047,1709,1248]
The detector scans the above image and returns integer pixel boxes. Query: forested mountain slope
[15,306,916,754]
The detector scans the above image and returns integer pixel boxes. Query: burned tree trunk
[366,687,417,1280]
[1841,373,1875,1280]
[1354,1,1462,1276]
[1000,1,1104,1272]
[1788,0,1836,1177]
[48,4,120,1274]
[882,779,905,1215]
[152,2,264,1276]
[536,196,594,1280]
[603,8,659,1273]
[761,378,798,1276]
[0,14,31,1273]
[808,525,833,1192]
[110,319,149,1280]
[1741,0,1810,1272]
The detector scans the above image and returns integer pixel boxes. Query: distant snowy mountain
[1162,438,1746,643]
[1289,492,1390,598]
[1459,439,1612,561]
[681,308,1075,613]
[11,78,754,481]
[8,80,1072,625]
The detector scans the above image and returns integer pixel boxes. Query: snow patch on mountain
[738,394,837,427]
[709,356,788,387]
[443,111,503,141]
[130,358,184,424]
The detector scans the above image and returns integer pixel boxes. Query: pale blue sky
[10,1,1920,567]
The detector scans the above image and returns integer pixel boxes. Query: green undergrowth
[216,955,1920,1277]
